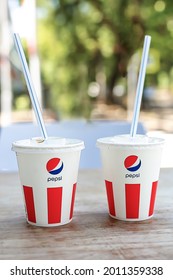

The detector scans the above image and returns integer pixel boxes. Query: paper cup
[97,135,164,221]
[12,137,84,227]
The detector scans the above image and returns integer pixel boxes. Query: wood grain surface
[0,169,173,260]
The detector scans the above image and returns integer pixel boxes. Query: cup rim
[97,134,165,148]
[12,137,85,153]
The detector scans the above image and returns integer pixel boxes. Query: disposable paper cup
[97,134,164,221]
[12,137,84,227]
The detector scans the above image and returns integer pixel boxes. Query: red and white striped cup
[12,137,84,227]
[97,135,164,221]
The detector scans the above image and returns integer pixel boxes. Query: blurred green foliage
[36,0,173,117]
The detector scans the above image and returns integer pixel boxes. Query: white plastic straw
[13,33,48,139]
[130,35,151,138]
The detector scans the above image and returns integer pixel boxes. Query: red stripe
[148,181,158,216]
[47,187,62,224]
[23,186,36,223]
[125,184,140,219]
[69,183,77,219]
[105,180,116,216]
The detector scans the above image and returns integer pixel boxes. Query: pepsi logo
[46,158,64,175]
[124,155,141,172]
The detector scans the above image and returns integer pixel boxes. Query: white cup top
[12,137,85,153]
[97,134,165,148]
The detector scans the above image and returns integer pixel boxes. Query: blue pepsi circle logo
[46,158,64,175]
[124,155,141,172]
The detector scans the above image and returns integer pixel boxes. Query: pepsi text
[47,176,62,182]
[125,173,140,178]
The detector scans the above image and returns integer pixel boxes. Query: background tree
[37,0,173,117]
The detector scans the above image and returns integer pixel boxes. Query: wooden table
[0,169,173,260]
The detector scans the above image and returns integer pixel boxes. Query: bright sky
[9,0,36,39]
